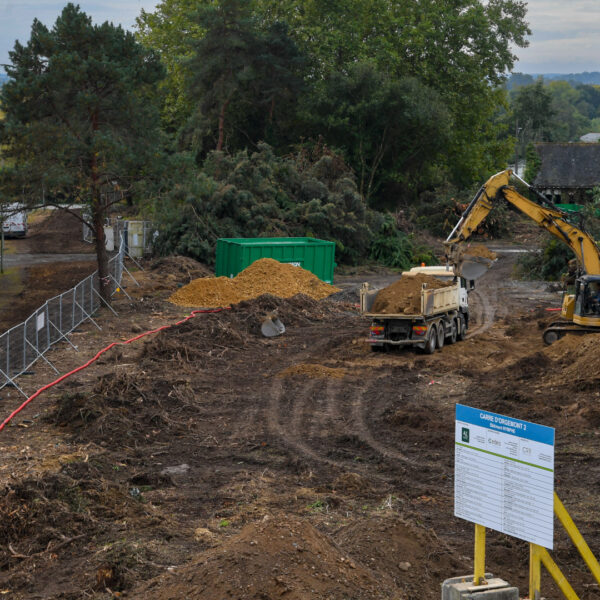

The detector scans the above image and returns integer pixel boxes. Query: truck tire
[447,320,458,344]
[421,325,437,354]
[457,315,466,341]
[436,323,445,349]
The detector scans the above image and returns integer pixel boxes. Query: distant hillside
[506,71,600,90]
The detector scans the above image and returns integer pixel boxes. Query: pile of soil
[128,256,213,299]
[133,517,385,600]
[169,258,339,307]
[19,209,94,254]
[149,256,212,280]
[371,274,452,314]
[464,244,497,260]
[543,333,600,389]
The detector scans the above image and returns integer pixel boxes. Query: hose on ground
[0,307,228,433]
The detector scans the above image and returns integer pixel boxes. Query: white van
[1,203,28,238]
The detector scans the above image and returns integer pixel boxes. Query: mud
[1,249,599,600]
[371,273,452,314]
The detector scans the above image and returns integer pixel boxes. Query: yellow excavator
[445,169,600,345]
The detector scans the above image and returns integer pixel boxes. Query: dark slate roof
[533,143,600,189]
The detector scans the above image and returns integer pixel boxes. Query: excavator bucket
[446,243,496,281]
[458,256,495,280]
[261,312,286,337]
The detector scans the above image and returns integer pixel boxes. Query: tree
[138,0,531,192]
[185,0,305,155]
[306,64,452,205]
[510,79,555,157]
[0,4,164,301]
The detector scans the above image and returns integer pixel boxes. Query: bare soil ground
[0,211,96,330]
[1,248,600,600]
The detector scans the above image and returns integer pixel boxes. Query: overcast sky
[0,0,598,75]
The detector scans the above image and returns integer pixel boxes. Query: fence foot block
[442,575,518,600]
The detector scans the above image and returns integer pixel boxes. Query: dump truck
[360,266,472,353]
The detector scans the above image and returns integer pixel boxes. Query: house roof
[533,143,600,189]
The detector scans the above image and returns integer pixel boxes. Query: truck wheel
[448,320,458,344]
[456,315,466,341]
[436,323,445,349]
[421,326,437,354]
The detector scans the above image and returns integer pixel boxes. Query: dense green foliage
[154,144,385,265]
[138,0,530,206]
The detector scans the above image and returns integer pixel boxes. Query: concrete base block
[442,574,519,600]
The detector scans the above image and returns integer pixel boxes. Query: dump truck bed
[360,281,461,319]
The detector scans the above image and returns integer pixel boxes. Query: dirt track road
[1,251,598,600]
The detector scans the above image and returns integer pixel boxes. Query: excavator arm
[446,170,600,276]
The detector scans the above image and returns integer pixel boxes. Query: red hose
[0,307,229,433]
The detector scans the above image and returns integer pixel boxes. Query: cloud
[0,1,157,69]
[514,0,600,72]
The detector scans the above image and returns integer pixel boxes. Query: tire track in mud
[266,374,442,477]
[267,377,351,470]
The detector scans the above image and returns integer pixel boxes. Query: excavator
[445,169,600,345]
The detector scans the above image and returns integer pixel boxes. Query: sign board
[36,312,45,332]
[455,404,555,549]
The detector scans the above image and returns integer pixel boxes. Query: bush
[516,236,573,281]
[369,215,437,269]
[153,143,379,265]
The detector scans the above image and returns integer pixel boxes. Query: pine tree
[0,4,164,301]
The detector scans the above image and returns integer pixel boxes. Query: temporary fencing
[0,307,228,433]
[0,236,126,397]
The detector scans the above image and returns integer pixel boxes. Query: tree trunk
[92,196,111,304]
[90,109,111,304]
[217,99,230,151]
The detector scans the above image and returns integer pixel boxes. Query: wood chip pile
[168,258,339,307]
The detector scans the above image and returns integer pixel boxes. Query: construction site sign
[454,404,555,549]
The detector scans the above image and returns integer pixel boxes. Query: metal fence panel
[0,236,126,392]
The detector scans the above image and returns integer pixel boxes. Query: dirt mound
[132,517,387,600]
[128,256,213,299]
[168,258,339,307]
[544,334,600,389]
[149,256,212,279]
[19,209,94,254]
[464,244,497,260]
[279,363,348,379]
[371,274,452,314]
[335,517,465,594]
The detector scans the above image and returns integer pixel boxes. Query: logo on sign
[461,427,470,443]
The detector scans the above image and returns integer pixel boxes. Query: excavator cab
[573,276,600,324]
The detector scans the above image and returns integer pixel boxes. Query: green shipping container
[216,237,336,283]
